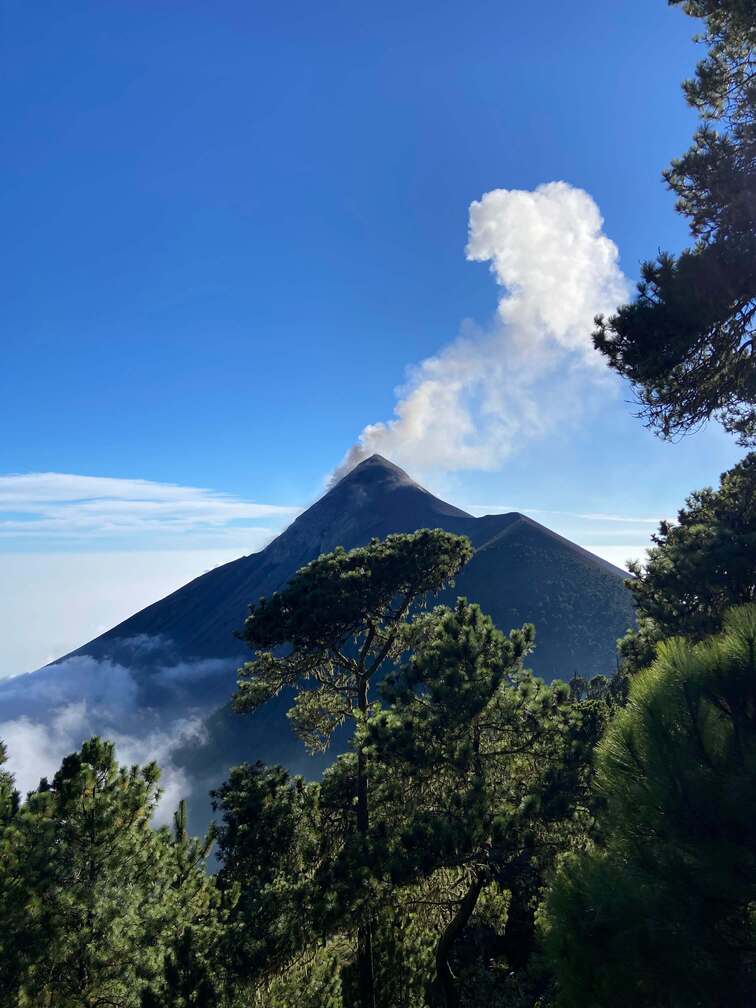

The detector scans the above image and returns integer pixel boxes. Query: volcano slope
[1,455,636,825]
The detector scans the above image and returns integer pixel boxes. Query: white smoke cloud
[335,181,629,479]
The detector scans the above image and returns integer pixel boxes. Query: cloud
[0,704,206,824]
[0,653,141,718]
[0,640,229,823]
[464,505,669,525]
[0,472,299,548]
[0,645,234,721]
[334,181,629,479]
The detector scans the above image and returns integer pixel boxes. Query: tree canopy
[216,597,609,1007]
[616,452,756,677]
[365,599,606,1007]
[234,529,473,744]
[212,761,322,989]
[541,604,756,1007]
[0,738,225,1008]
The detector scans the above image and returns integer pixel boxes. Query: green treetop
[617,453,756,678]
[0,737,222,1008]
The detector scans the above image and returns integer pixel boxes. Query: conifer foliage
[234,528,474,1008]
[1,2,755,1004]
[367,599,605,1007]
[542,604,756,1007]
[0,512,753,1004]
[616,451,756,678]
[0,738,224,1008]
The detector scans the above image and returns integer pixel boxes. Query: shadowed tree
[593,0,755,444]
[233,529,473,1008]
[541,604,756,1007]
[0,741,18,824]
[212,762,322,990]
[617,452,756,680]
[366,600,606,1007]
[142,800,234,1008]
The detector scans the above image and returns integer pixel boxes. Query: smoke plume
[334,181,629,480]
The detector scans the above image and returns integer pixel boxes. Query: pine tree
[144,801,234,1008]
[617,452,756,679]
[0,738,220,1008]
[233,529,473,1008]
[0,741,18,825]
[541,605,756,1007]
[212,762,322,989]
[366,599,604,1007]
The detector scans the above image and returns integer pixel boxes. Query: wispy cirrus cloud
[0,472,300,549]
[462,503,667,573]
[464,504,671,526]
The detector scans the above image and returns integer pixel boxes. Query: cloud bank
[0,472,299,548]
[0,641,233,822]
[0,704,205,824]
[335,181,629,479]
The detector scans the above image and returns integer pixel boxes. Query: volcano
[65,454,632,675]
[0,456,635,823]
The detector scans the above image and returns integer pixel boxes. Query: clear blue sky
[0,0,743,675]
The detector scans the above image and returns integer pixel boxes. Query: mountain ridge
[61,455,627,669]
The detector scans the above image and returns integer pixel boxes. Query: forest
[0,1,753,1005]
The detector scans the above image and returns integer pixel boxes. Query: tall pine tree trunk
[356,674,376,1008]
[426,871,486,1008]
[428,717,486,1007]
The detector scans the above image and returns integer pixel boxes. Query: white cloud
[0,646,231,722]
[110,717,208,825]
[0,706,90,797]
[0,642,224,823]
[334,181,629,479]
[467,182,626,357]
[0,472,299,545]
[0,703,207,824]
[464,505,670,525]
[0,474,299,680]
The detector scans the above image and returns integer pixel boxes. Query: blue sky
[0,0,743,676]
